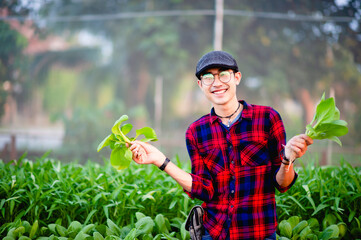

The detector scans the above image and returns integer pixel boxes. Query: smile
[212,89,227,95]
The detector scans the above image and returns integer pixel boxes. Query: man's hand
[284,134,313,160]
[128,141,166,167]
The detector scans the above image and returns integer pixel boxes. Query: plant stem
[119,130,131,144]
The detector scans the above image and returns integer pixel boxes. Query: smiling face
[197,67,242,109]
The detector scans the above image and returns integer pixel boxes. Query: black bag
[185,205,205,240]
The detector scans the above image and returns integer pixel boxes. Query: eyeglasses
[201,70,234,86]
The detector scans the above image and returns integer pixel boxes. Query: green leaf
[97,115,157,169]
[124,228,137,240]
[337,222,347,238]
[135,216,155,237]
[135,127,158,142]
[68,221,82,232]
[333,106,340,120]
[312,121,348,139]
[29,220,38,239]
[287,216,300,229]
[97,134,116,152]
[279,220,292,238]
[136,212,147,221]
[306,93,348,146]
[313,95,336,127]
[93,232,105,240]
[328,136,342,146]
[307,218,320,231]
[74,231,90,240]
[14,226,26,237]
[142,234,154,240]
[121,124,133,135]
[111,115,129,135]
[18,236,31,240]
[155,214,169,234]
[107,219,121,236]
[319,224,339,240]
[22,221,31,233]
[55,225,67,237]
[84,210,97,225]
[180,222,190,240]
[81,224,95,234]
[312,203,329,216]
[110,147,132,170]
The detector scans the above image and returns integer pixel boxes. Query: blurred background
[0,0,360,166]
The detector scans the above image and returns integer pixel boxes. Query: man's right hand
[128,141,166,168]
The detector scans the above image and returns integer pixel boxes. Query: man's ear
[197,80,203,88]
[235,72,242,85]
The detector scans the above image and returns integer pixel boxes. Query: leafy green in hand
[305,93,348,146]
[97,115,157,170]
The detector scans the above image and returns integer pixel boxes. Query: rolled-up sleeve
[184,126,215,202]
[268,109,297,193]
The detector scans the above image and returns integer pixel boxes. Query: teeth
[213,90,226,94]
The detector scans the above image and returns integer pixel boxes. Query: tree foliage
[1,0,360,157]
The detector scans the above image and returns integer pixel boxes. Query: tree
[222,0,361,146]
[0,20,28,119]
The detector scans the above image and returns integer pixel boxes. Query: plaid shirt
[185,100,297,240]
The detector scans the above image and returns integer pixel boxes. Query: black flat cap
[195,51,238,80]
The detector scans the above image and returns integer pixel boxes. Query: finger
[130,143,142,152]
[290,140,307,149]
[129,143,137,151]
[297,134,314,145]
[133,140,150,148]
[305,136,313,145]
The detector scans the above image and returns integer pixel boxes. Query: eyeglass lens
[202,71,232,85]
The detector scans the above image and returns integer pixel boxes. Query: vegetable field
[1,153,361,239]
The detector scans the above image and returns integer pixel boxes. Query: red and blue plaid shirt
[185,100,297,240]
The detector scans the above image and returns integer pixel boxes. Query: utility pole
[214,0,224,50]
[154,76,163,138]
[327,88,335,165]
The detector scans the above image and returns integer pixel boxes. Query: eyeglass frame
[200,69,235,86]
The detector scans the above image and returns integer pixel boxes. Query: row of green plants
[275,158,361,239]
[0,152,196,240]
[1,153,360,239]
[3,212,189,240]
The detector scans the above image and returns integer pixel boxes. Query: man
[129,50,313,240]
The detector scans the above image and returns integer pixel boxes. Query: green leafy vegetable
[305,93,348,146]
[97,115,157,169]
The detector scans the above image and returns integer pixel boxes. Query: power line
[0,9,356,23]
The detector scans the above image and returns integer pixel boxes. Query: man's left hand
[285,134,313,160]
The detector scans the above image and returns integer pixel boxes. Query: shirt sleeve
[268,108,297,193]
[184,126,215,202]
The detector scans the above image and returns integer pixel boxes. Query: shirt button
[231,161,234,164]
[232,176,235,180]
[231,190,235,194]
[230,205,234,208]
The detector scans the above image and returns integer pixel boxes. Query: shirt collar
[210,100,253,124]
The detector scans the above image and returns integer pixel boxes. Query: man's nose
[212,74,223,86]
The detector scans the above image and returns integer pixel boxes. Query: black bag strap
[185,205,204,240]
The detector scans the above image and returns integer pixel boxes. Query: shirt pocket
[200,148,225,176]
[238,136,269,167]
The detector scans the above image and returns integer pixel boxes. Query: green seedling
[305,92,348,146]
[97,115,157,169]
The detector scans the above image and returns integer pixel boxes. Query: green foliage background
[0,0,360,163]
